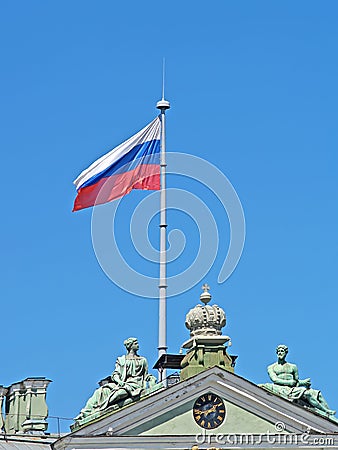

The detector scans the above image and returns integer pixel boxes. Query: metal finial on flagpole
[157,59,170,110]
[162,57,165,100]
[156,59,170,383]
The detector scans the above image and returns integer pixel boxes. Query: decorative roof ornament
[180,284,236,381]
[200,283,212,304]
[185,284,226,337]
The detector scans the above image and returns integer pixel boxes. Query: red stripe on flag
[73,164,160,211]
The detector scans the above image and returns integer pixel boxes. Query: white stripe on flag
[73,116,161,191]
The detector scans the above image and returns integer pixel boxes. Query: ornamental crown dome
[185,284,226,337]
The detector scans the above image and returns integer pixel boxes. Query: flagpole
[156,92,170,383]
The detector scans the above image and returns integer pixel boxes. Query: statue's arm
[267,365,297,387]
[292,364,299,385]
[111,357,125,386]
[140,357,157,387]
[144,358,149,376]
[297,368,311,388]
[290,365,311,388]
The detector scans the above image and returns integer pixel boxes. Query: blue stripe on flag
[80,139,160,190]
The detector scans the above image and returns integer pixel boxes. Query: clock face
[193,393,226,429]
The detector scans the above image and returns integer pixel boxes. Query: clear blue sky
[1,1,338,432]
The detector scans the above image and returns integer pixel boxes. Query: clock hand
[194,408,213,417]
[195,402,223,417]
[205,402,224,415]
[208,404,219,414]
[203,404,218,416]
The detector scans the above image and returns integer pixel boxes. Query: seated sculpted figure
[260,344,335,417]
[75,337,157,421]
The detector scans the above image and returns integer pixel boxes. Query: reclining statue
[75,337,159,422]
[260,344,335,417]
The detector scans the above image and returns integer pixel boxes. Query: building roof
[0,435,56,450]
[53,366,338,450]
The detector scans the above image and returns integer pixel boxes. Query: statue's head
[124,337,139,352]
[276,344,288,359]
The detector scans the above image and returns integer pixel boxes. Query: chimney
[0,386,8,432]
[5,377,52,434]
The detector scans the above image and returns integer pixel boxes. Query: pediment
[64,366,338,439]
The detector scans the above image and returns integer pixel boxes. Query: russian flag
[73,117,161,211]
